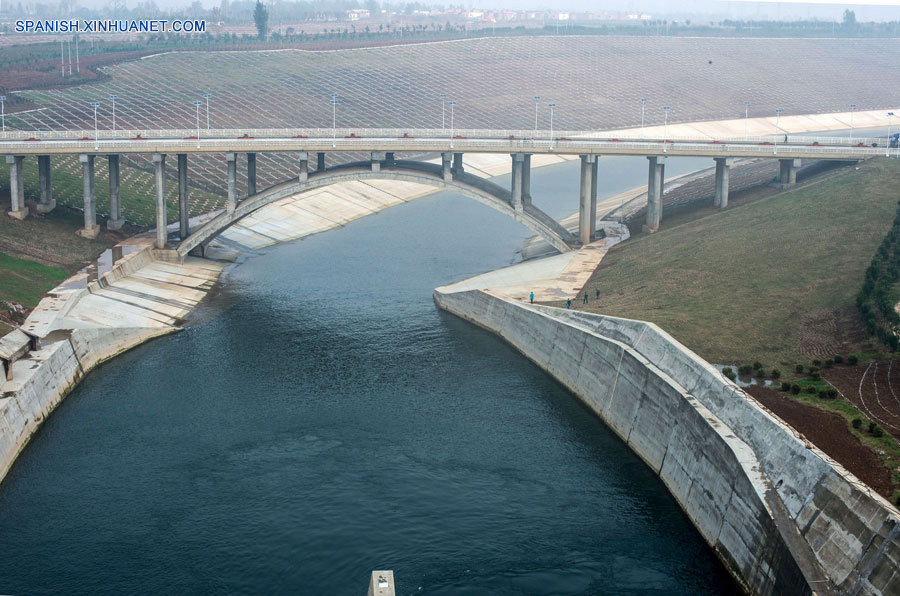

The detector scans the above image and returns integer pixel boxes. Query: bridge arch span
[176,160,577,258]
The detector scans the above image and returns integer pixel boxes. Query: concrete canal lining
[433,287,900,595]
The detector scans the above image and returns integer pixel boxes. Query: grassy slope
[0,251,68,307]
[576,158,900,365]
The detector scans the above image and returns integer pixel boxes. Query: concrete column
[522,154,532,206]
[441,152,452,181]
[36,155,55,214]
[713,157,733,208]
[590,157,599,240]
[76,154,99,238]
[645,156,665,233]
[578,155,596,244]
[510,153,524,210]
[152,153,167,249]
[777,158,801,189]
[371,151,385,172]
[226,152,237,212]
[247,152,257,197]
[452,152,464,174]
[298,152,309,182]
[177,154,189,239]
[5,155,27,220]
[385,152,395,165]
[317,152,326,171]
[107,154,124,231]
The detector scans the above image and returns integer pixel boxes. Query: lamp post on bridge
[330,93,340,148]
[0,96,5,138]
[90,101,100,150]
[774,108,783,155]
[109,94,117,132]
[440,93,447,131]
[888,112,895,158]
[662,106,670,152]
[533,95,541,137]
[203,93,212,131]
[448,100,457,149]
[548,103,556,150]
[640,98,646,138]
[193,100,203,148]
[850,103,857,145]
[744,101,750,140]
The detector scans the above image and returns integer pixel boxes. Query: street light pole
[662,105,670,151]
[640,97,646,138]
[744,100,750,140]
[109,94,117,132]
[0,96,6,137]
[774,108,783,154]
[330,93,339,148]
[533,95,541,137]
[448,100,457,148]
[90,101,100,150]
[850,103,857,144]
[194,100,203,148]
[548,103,556,149]
[888,112,895,157]
[440,93,447,131]
[204,93,212,131]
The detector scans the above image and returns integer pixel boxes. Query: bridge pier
[510,153,525,211]
[579,155,597,244]
[522,154,532,206]
[107,155,124,231]
[226,152,237,212]
[76,154,99,239]
[36,155,55,214]
[590,157,598,239]
[441,152,452,181]
[776,158,801,189]
[385,152,395,166]
[452,152,464,174]
[644,156,665,233]
[153,153,167,249]
[247,152,257,196]
[298,152,309,182]
[371,151,385,172]
[5,155,28,220]
[713,157,733,208]
[177,154,189,239]
[317,152,326,171]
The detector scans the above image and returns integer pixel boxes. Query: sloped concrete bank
[433,288,900,595]
[0,245,223,483]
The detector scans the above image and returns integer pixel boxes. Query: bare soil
[745,384,894,497]
[825,360,900,439]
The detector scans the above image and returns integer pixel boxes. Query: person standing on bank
[530,291,534,304]
[565,299,571,309]
[583,292,588,304]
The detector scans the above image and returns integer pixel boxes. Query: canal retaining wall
[433,287,900,595]
[0,245,223,484]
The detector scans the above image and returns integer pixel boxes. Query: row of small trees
[857,200,900,351]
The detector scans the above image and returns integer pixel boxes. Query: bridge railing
[0,127,892,148]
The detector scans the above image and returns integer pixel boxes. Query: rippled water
[0,157,735,594]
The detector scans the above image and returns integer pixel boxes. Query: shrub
[722,367,733,376]
[795,364,805,374]
[752,361,762,371]
[810,372,821,381]
[828,388,838,399]
[869,421,877,433]
[791,384,801,395]
[771,369,781,379]
[756,369,766,378]
[806,385,817,395]
[723,369,736,381]
[852,417,863,429]
[809,366,820,374]
[834,355,844,364]
[824,359,834,368]
[781,381,791,392]
[738,364,753,376]
[873,426,884,438]
[848,355,859,365]
[812,359,822,367]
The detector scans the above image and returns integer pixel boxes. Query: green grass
[576,158,900,365]
[0,251,68,307]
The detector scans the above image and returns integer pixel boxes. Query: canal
[0,156,736,594]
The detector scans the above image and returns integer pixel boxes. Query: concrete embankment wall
[0,246,218,484]
[433,288,900,595]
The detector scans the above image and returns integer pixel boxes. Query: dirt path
[745,385,893,497]
[825,360,900,439]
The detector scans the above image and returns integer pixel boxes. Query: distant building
[346,9,369,21]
